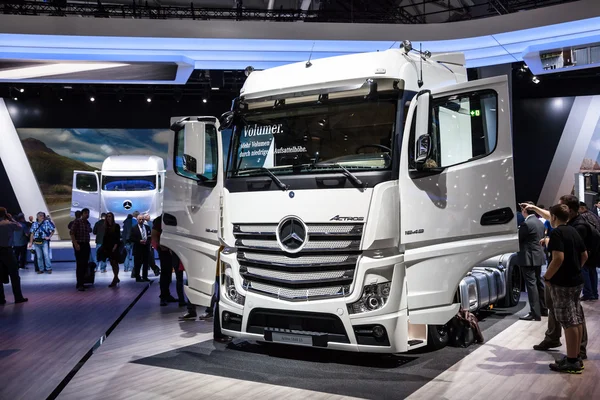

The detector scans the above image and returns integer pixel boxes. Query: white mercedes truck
[162,42,522,352]
[71,155,165,227]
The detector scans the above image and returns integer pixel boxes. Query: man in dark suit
[518,202,548,321]
[130,214,151,282]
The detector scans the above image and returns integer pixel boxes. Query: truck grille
[234,223,363,301]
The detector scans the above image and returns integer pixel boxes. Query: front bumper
[217,251,415,354]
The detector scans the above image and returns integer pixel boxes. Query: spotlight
[19,88,24,93]
[523,64,529,69]
[116,86,125,103]
[13,97,18,101]
[532,76,540,84]
[173,88,183,103]
[59,98,63,102]
[202,98,207,103]
[145,87,154,103]
[90,96,95,102]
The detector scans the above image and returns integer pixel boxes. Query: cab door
[162,116,223,307]
[71,170,101,226]
[399,76,518,325]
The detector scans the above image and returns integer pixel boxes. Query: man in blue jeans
[28,212,54,274]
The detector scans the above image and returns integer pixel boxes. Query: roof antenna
[418,43,424,88]
[306,42,315,68]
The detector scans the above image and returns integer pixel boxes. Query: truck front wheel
[427,323,450,350]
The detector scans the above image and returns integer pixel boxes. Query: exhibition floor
[1,263,599,400]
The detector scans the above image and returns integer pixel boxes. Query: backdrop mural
[16,128,170,238]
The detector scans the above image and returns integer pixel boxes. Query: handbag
[32,224,44,245]
[117,241,127,264]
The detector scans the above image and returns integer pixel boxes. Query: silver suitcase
[459,275,478,312]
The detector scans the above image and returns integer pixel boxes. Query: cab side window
[76,174,98,192]
[427,90,498,169]
[409,91,498,171]
[174,124,219,181]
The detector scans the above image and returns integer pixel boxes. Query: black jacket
[130,223,151,248]
[517,215,546,266]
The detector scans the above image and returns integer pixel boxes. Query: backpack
[573,212,600,266]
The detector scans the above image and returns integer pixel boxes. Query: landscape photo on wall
[17,128,170,238]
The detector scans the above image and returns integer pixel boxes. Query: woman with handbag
[100,212,122,288]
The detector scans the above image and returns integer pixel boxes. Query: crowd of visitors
[518,194,599,374]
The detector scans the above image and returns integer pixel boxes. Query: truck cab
[162,45,519,353]
[71,155,165,227]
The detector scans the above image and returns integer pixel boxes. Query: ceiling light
[0,62,129,80]
[90,96,95,102]
[202,98,207,103]
[13,97,18,101]
[532,76,540,84]
[211,87,220,91]
[19,88,24,93]
[146,97,152,103]
[59,98,63,102]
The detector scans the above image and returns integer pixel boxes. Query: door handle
[480,207,514,226]
[163,213,178,226]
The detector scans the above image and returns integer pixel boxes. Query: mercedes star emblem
[276,216,308,253]
[123,200,133,210]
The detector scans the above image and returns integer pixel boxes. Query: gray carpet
[133,298,527,399]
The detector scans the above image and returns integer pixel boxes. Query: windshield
[228,100,396,177]
[102,175,156,191]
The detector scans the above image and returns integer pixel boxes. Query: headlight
[220,261,245,306]
[348,282,391,314]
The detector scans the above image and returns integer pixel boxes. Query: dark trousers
[581,266,599,299]
[544,283,588,356]
[0,247,24,301]
[33,251,39,272]
[74,242,91,288]
[158,248,173,299]
[13,245,27,269]
[134,244,149,279]
[166,252,184,304]
[521,265,547,319]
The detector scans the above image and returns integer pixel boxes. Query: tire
[426,323,450,350]
[502,263,521,307]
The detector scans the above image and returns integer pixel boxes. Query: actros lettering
[330,215,364,222]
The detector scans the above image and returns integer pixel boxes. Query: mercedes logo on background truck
[123,200,133,210]
[276,216,308,253]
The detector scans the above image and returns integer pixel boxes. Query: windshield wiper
[251,167,289,191]
[314,163,366,192]
[335,164,367,192]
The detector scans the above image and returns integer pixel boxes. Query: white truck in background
[71,155,165,227]
[162,42,522,352]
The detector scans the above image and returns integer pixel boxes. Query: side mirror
[219,111,235,130]
[414,90,432,165]
[183,122,206,176]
